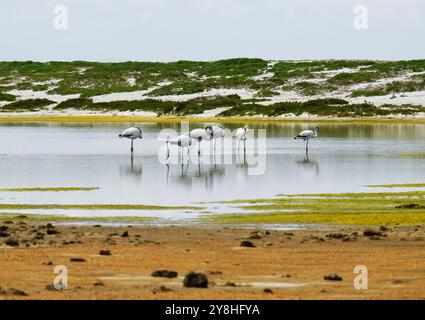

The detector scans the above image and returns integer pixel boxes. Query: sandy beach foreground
[1,222,424,300]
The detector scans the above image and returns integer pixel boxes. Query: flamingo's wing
[296,130,313,138]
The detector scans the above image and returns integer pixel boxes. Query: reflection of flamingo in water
[119,126,143,159]
[294,127,319,155]
[296,155,320,177]
[209,125,225,152]
[235,125,248,153]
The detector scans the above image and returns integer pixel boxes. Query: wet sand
[0,221,425,300]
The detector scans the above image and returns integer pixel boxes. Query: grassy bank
[204,191,425,225]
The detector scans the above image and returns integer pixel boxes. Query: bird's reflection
[119,158,143,183]
[165,162,225,190]
[295,155,320,177]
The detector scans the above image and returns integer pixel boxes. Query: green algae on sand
[0,187,99,192]
[204,191,425,225]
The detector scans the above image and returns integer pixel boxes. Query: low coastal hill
[1,59,425,118]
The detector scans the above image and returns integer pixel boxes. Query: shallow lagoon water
[1,121,425,220]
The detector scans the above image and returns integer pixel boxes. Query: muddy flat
[1,222,424,300]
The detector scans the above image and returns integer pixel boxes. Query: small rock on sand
[121,231,129,237]
[46,229,59,235]
[70,257,86,262]
[0,232,10,237]
[10,288,28,296]
[99,249,112,256]
[263,288,273,293]
[224,281,236,287]
[240,240,256,248]
[183,272,208,288]
[151,270,178,278]
[4,239,19,246]
[363,229,383,237]
[324,274,343,281]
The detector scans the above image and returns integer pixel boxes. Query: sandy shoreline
[1,222,424,300]
[2,114,425,124]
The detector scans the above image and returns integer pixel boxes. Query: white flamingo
[119,126,143,158]
[235,125,248,153]
[294,127,319,155]
[190,127,213,156]
[208,125,225,152]
[166,134,192,160]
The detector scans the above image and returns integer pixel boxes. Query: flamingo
[294,127,319,155]
[166,134,192,160]
[119,126,143,158]
[209,125,225,152]
[190,127,213,156]
[235,125,248,153]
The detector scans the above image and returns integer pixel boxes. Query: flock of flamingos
[118,125,320,158]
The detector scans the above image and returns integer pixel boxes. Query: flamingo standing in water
[294,127,319,155]
[235,125,248,153]
[119,126,143,158]
[209,125,225,152]
[166,134,192,160]
[190,127,213,156]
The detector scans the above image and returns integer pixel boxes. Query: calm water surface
[0,121,424,218]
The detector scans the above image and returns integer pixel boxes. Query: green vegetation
[0,203,202,210]
[367,183,425,188]
[399,154,425,158]
[0,98,54,112]
[54,95,245,116]
[0,92,16,101]
[0,187,99,192]
[328,71,380,85]
[352,77,425,97]
[205,191,425,225]
[1,59,425,117]
[0,212,157,223]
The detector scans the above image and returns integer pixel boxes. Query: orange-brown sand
[1,222,424,300]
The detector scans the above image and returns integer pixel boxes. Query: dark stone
[240,240,256,248]
[46,223,54,228]
[263,288,273,293]
[151,270,178,278]
[324,274,343,281]
[326,233,346,239]
[99,249,112,256]
[224,281,236,287]
[46,284,58,291]
[46,229,59,235]
[0,226,9,232]
[7,288,27,296]
[396,203,425,209]
[380,226,390,232]
[4,239,19,246]
[183,272,208,288]
[42,260,53,266]
[70,257,86,262]
[121,231,129,237]
[94,281,105,287]
[363,229,383,237]
[247,233,262,240]
[93,224,102,228]
[0,232,10,237]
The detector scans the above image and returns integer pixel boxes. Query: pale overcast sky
[0,0,424,61]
